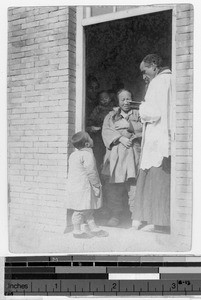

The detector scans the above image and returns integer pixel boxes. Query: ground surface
[9,209,189,254]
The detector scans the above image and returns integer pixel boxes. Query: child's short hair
[71,131,90,149]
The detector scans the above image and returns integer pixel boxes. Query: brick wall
[174,4,193,245]
[8,6,76,235]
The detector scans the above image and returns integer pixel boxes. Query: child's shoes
[92,229,109,237]
[87,220,109,238]
[131,220,143,230]
[107,217,120,227]
[73,232,93,239]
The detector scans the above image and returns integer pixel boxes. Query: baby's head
[98,91,112,106]
[71,131,93,149]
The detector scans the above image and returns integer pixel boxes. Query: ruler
[4,256,201,296]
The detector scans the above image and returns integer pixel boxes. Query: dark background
[85,10,172,102]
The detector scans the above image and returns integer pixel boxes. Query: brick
[35,29,59,39]
[35,36,49,44]
[34,60,49,67]
[38,7,59,14]
[176,83,193,91]
[21,136,39,142]
[8,36,22,43]
[11,86,26,93]
[176,61,193,71]
[12,7,26,14]
[176,192,192,201]
[40,16,59,25]
[177,9,194,19]
[176,132,192,141]
[25,38,35,46]
[177,17,193,27]
[176,75,193,84]
[176,68,193,78]
[176,206,192,216]
[177,4,193,11]
[38,148,58,154]
[176,156,192,163]
[49,70,68,77]
[22,20,40,29]
[9,24,22,32]
[49,21,69,31]
[176,185,192,194]
[39,40,59,49]
[176,24,193,34]
[21,44,39,52]
[176,163,192,171]
[176,127,192,135]
[12,18,26,26]
[176,106,192,113]
[49,8,69,17]
[11,52,26,59]
[32,24,49,33]
[176,149,192,156]
[9,175,24,181]
[176,54,193,63]
[176,141,192,148]
[11,29,26,37]
[176,118,193,127]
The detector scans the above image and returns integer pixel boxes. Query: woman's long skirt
[133,156,171,226]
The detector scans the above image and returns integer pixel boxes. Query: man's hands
[93,186,101,197]
[119,136,132,149]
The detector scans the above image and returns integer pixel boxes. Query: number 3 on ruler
[172,283,176,289]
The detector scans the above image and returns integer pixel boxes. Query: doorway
[83,9,173,230]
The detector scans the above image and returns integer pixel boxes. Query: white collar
[120,109,132,118]
[77,147,93,153]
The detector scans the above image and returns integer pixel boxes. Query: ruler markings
[110,267,159,273]
[161,274,201,280]
[5,262,27,267]
[5,267,55,273]
[4,256,201,296]
[49,262,71,266]
[56,266,106,273]
[109,273,160,280]
[5,256,201,262]
[160,267,201,273]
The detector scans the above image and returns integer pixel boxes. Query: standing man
[101,89,142,227]
[132,54,172,232]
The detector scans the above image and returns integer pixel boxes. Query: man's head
[117,89,132,113]
[140,54,163,82]
[71,131,93,149]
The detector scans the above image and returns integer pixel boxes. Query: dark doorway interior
[85,10,172,105]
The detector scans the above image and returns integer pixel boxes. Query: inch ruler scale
[4,256,201,296]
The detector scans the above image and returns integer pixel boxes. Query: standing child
[66,131,108,239]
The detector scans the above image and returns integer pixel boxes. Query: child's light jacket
[65,148,102,210]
